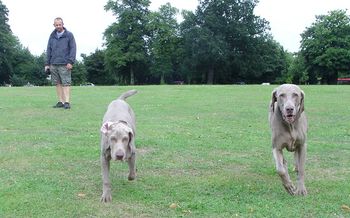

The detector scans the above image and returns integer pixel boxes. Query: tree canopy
[0,0,48,86]
[104,0,151,85]
[148,3,180,84]
[1,0,350,86]
[101,0,287,85]
[0,0,17,84]
[300,9,350,84]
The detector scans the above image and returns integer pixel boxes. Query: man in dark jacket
[45,17,76,109]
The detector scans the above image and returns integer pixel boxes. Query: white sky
[2,0,350,59]
[255,0,350,52]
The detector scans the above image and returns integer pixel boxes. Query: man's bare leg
[62,86,70,103]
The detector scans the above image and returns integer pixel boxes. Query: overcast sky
[2,0,350,59]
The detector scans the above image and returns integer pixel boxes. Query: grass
[0,85,349,217]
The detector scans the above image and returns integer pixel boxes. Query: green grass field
[0,85,349,217]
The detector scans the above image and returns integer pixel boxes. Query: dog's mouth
[111,148,126,161]
[111,152,126,161]
[112,155,125,161]
[116,156,124,161]
[283,114,295,124]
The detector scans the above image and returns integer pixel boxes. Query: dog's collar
[116,120,128,126]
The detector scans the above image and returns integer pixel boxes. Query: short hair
[54,17,64,24]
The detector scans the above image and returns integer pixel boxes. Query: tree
[247,37,289,84]
[71,58,87,85]
[221,0,278,83]
[9,46,48,86]
[104,0,150,85]
[148,3,179,84]
[0,1,47,86]
[0,0,18,84]
[179,10,202,84]
[191,0,232,84]
[300,10,350,84]
[32,53,50,86]
[83,49,116,85]
[281,53,309,85]
[180,0,278,84]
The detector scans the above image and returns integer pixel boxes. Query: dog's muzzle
[283,105,296,124]
[114,150,125,161]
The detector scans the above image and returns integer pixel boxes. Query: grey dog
[269,84,308,196]
[100,90,137,202]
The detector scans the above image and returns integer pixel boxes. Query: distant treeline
[1,0,349,86]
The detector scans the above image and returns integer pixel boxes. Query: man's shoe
[64,102,71,109]
[53,102,64,108]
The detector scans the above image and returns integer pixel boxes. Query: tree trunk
[186,75,192,84]
[327,71,338,85]
[130,66,135,85]
[322,71,338,84]
[207,67,214,84]
[160,73,165,84]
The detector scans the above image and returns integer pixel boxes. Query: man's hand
[66,63,73,70]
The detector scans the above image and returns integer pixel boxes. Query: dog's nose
[115,150,124,160]
[286,107,294,114]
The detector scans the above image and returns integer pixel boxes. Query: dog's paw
[295,186,307,196]
[283,183,296,195]
[100,192,112,203]
[128,173,136,181]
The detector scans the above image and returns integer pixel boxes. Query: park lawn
[0,85,349,217]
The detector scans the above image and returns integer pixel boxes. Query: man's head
[53,17,64,33]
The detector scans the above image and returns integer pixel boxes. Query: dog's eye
[292,93,299,98]
[279,93,286,98]
[110,137,117,142]
[122,137,129,143]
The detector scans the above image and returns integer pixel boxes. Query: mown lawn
[0,85,349,217]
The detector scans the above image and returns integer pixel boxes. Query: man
[45,17,76,109]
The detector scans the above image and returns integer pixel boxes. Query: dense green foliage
[101,0,288,84]
[1,85,350,216]
[300,10,350,84]
[0,1,18,84]
[0,1,49,86]
[104,0,151,85]
[1,0,350,85]
[148,3,180,84]
[182,0,286,84]
[82,50,114,85]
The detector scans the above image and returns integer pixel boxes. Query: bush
[10,74,27,86]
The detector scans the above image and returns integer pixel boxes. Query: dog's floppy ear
[127,129,136,153]
[270,89,277,113]
[100,121,114,135]
[299,90,305,113]
[295,90,305,120]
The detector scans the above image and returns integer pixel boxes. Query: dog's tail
[118,89,138,100]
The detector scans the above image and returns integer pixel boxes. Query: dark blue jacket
[45,28,76,65]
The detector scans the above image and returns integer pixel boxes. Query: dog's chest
[283,129,301,152]
[285,138,297,151]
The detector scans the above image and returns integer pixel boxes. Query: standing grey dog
[269,84,308,195]
[100,90,137,202]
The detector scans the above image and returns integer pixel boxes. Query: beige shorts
[50,65,71,86]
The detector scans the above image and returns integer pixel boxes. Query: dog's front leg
[101,154,112,202]
[273,148,295,195]
[294,145,307,195]
[128,151,136,180]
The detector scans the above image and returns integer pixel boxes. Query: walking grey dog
[269,84,308,195]
[100,90,137,202]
